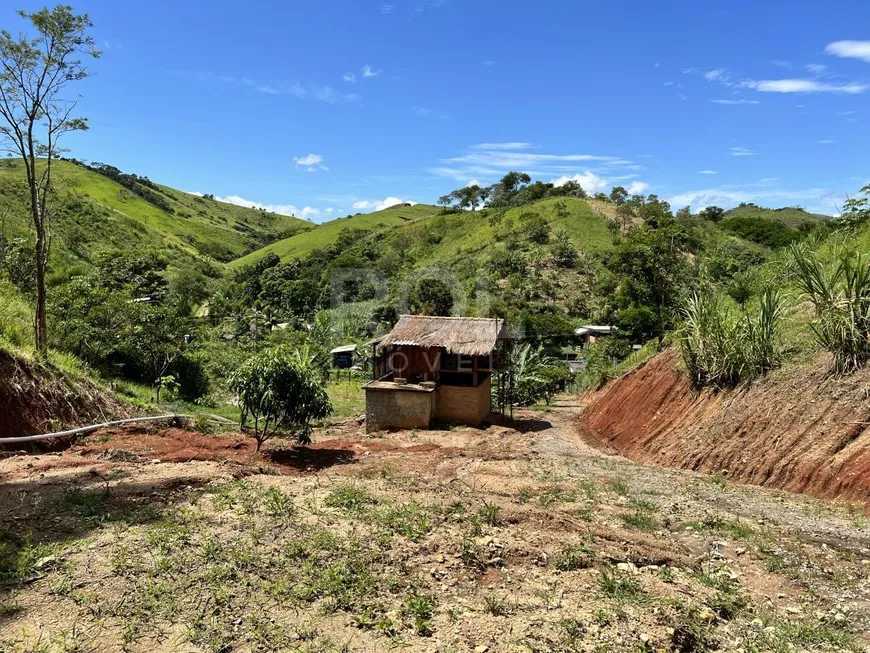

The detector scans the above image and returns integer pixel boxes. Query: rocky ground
[0,400,868,652]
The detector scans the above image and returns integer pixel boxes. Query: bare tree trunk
[26,156,49,352]
[34,231,48,350]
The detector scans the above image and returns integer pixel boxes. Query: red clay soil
[578,350,870,503]
[68,423,468,474]
[0,348,130,438]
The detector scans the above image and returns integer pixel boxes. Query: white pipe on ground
[0,414,189,444]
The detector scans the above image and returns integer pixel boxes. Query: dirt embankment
[578,350,870,503]
[0,348,131,438]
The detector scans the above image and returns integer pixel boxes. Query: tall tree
[609,185,629,206]
[699,205,726,223]
[0,5,100,350]
[605,220,695,349]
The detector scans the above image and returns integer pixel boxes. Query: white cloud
[818,139,835,144]
[241,78,361,103]
[471,142,535,151]
[380,3,395,13]
[465,179,481,187]
[362,64,381,78]
[678,93,688,101]
[665,186,841,213]
[481,59,495,66]
[705,68,727,81]
[293,153,328,172]
[729,146,755,156]
[551,172,608,194]
[214,195,330,222]
[432,143,637,185]
[742,78,867,94]
[294,153,323,167]
[711,99,760,105]
[551,173,649,197]
[186,190,205,197]
[806,63,827,75]
[343,72,356,83]
[825,40,870,63]
[414,106,448,119]
[352,197,417,211]
[698,170,718,175]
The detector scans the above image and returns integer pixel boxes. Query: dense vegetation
[2,150,867,425]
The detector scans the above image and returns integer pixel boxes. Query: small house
[364,315,506,432]
[330,344,357,369]
[575,325,616,347]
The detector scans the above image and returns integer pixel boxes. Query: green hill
[231,202,441,267]
[383,197,612,268]
[723,203,829,228]
[0,159,311,270]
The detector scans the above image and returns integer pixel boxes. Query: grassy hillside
[724,203,829,228]
[0,159,311,269]
[386,197,612,268]
[231,203,440,267]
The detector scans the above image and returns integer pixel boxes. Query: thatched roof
[378,315,506,356]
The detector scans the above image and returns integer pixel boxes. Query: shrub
[678,289,783,389]
[228,346,332,450]
[790,246,870,374]
[721,216,798,249]
[550,229,577,268]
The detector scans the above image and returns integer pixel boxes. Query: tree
[0,6,100,350]
[408,277,454,316]
[609,186,629,206]
[616,203,634,236]
[229,347,332,450]
[605,220,695,348]
[699,205,726,223]
[127,304,185,402]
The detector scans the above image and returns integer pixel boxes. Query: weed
[620,511,661,531]
[708,590,748,621]
[0,536,65,590]
[554,543,594,571]
[482,594,512,616]
[325,484,378,512]
[578,480,598,500]
[538,485,577,507]
[628,497,658,513]
[262,486,295,518]
[405,593,437,636]
[477,501,502,526]
[460,538,486,570]
[517,486,534,504]
[597,565,645,602]
[375,503,431,541]
[610,479,630,496]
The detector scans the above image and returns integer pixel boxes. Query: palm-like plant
[679,288,783,390]
[791,245,870,374]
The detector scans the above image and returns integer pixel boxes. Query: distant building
[575,325,616,347]
[365,315,507,432]
[330,344,357,369]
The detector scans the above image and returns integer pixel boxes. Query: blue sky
[12,0,870,219]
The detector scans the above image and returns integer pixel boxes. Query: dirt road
[1,401,868,652]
